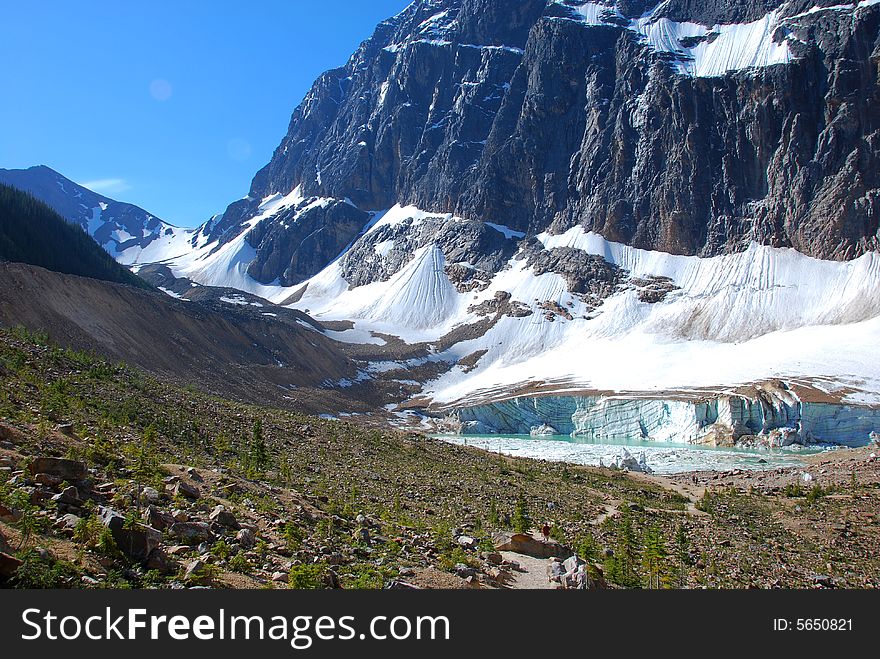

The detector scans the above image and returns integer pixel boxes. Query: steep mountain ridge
[0,183,150,289]
[0,165,200,265]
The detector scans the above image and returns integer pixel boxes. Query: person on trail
[541,523,551,542]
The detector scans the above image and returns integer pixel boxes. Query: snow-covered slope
[554,0,880,77]
[144,192,880,414]
[286,206,880,412]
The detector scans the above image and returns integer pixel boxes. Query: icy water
[438,434,832,474]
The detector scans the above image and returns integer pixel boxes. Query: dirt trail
[499,551,556,589]
[629,472,708,516]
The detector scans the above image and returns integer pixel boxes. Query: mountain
[0,165,202,265]
[202,0,880,280]
[0,261,377,414]
[11,1,880,441]
[0,183,150,289]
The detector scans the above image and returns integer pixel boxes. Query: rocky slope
[0,262,366,414]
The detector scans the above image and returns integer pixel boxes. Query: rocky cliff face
[206,0,880,289]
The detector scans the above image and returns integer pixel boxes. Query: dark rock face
[246,199,371,286]
[27,457,88,482]
[214,0,880,287]
[99,507,162,562]
[340,213,519,287]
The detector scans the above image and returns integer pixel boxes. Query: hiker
[541,523,551,542]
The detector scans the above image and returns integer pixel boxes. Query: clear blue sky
[0,1,410,227]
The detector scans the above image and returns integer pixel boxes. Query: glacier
[450,388,880,448]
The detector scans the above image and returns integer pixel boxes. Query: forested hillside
[0,184,149,289]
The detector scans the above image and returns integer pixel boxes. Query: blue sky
[0,1,410,227]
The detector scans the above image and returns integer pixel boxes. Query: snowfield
[289,210,880,409]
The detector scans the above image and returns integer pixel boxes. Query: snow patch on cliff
[556,2,793,77]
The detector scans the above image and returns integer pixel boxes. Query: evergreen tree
[244,419,270,476]
[604,508,641,587]
[641,524,670,589]
[512,493,531,533]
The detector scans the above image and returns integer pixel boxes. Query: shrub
[288,563,327,589]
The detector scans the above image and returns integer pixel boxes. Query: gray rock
[171,481,200,500]
[492,531,571,559]
[98,507,162,562]
[51,486,83,507]
[141,487,162,504]
[208,505,239,529]
[145,549,175,575]
[0,552,22,579]
[27,457,87,481]
[142,505,175,531]
[563,555,585,574]
[235,528,256,549]
[183,560,212,586]
[455,535,478,550]
[54,513,82,533]
[169,521,213,545]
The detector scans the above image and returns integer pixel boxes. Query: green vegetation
[10,549,82,588]
[2,327,878,590]
[288,563,327,589]
[512,493,531,533]
[603,508,641,588]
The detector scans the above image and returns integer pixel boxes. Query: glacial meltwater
[438,433,832,474]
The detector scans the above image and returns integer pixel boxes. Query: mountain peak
[0,165,196,265]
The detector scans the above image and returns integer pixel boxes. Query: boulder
[170,509,189,522]
[492,532,571,559]
[235,528,255,549]
[485,552,503,565]
[0,552,22,580]
[547,558,566,582]
[145,549,175,575]
[169,521,213,545]
[27,457,87,481]
[141,487,162,504]
[52,485,83,507]
[171,481,200,500]
[455,535,478,550]
[54,513,82,534]
[0,503,19,523]
[33,473,63,488]
[27,486,54,505]
[208,505,239,529]
[98,507,161,562]
[142,505,175,530]
[183,559,212,586]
